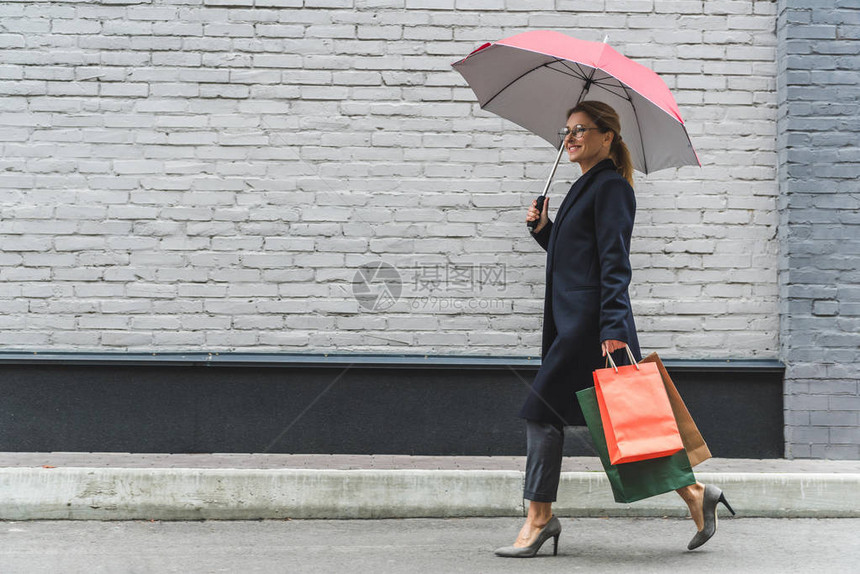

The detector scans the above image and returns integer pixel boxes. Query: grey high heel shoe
[687,484,736,550]
[494,516,561,558]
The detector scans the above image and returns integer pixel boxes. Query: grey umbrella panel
[454,44,699,174]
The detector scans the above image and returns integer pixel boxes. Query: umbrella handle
[527,196,545,231]
[527,140,566,230]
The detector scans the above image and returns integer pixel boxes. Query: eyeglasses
[558,125,601,140]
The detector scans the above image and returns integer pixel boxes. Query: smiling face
[564,111,614,173]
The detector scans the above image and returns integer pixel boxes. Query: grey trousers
[523,420,565,503]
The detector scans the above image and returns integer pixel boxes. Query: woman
[494,101,732,557]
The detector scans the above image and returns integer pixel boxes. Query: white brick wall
[0,0,779,358]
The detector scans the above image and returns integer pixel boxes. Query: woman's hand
[526,197,549,233]
[601,339,627,357]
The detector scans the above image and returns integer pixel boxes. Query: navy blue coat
[520,158,642,427]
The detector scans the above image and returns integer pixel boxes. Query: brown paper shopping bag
[640,352,712,467]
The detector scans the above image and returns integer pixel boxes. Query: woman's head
[564,101,634,187]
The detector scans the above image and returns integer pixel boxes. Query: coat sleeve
[530,219,553,251]
[594,178,636,344]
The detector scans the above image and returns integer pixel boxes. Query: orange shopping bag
[594,346,684,465]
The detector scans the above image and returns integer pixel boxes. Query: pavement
[1,517,859,574]
[1,453,859,521]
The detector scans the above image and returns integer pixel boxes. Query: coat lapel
[553,159,616,234]
[546,159,616,277]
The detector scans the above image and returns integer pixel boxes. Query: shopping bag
[577,386,696,503]
[594,346,684,465]
[640,352,712,467]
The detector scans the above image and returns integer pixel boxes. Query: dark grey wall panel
[0,355,784,458]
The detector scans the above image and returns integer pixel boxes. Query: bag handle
[604,344,639,373]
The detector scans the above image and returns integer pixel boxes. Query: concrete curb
[2,467,859,520]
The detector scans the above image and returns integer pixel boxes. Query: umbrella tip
[603,34,610,44]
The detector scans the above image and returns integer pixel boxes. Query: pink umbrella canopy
[452,30,700,174]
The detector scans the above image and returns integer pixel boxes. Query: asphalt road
[2,517,858,574]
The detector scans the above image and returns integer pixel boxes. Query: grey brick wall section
[0,1,780,359]
[777,0,860,459]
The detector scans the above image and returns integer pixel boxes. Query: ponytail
[610,135,634,188]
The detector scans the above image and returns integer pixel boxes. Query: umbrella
[452,30,700,225]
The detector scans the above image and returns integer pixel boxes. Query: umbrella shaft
[540,141,567,197]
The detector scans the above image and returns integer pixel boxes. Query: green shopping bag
[576,386,696,503]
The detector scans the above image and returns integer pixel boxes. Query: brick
[454,0,503,8]
[257,332,310,346]
[821,444,860,460]
[811,411,860,427]
[101,332,153,347]
[406,0,454,7]
[232,314,284,329]
[52,19,102,35]
[788,426,830,444]
[0,332,50,345]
